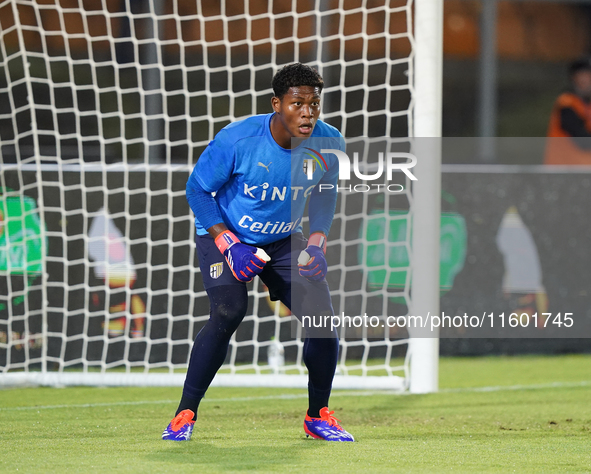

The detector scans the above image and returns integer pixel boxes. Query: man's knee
[211,301,247,326]
[208,285,248,330]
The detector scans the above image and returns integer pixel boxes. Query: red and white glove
[297,232,328,281]
[215,230,270,282]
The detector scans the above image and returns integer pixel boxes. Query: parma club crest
[210,262,223,279]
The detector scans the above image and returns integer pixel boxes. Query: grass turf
[1,354,590,473]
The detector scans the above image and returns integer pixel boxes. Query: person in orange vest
[545,57,591,165]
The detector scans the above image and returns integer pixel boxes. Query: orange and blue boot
[162,409,195,441]
[304,407,354,442]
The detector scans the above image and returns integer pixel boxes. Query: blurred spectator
[545,57,591,164]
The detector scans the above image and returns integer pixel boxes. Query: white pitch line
[0,381,589,412]
[0,399,180,412]
[0,391,369,412]
[439,380,591,393]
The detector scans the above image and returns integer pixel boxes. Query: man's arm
[297,187,337,281]
[206,223,229,240]
[185,181,230,240]
[308,186,338,236]
[186,181,269,281]
[298,143,340,281]
[307,138,341,235]
[186,180,225,233]
[186,140,270,281]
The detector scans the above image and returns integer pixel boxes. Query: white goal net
[0,0,441,391]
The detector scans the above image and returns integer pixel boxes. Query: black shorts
[195,232,334,318]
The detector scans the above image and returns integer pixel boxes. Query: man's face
[271,86,321,139]
[572,70,591,98]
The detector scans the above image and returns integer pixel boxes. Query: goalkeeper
[162,63,354,442]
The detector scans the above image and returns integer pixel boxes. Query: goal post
[410,0,443,394]
[0,0,442,392]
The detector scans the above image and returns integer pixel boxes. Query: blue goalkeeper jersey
[187,113,344,246]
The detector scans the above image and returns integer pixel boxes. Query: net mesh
[0,0,418,387]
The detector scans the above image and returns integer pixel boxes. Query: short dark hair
[272,63,324,99]
[569,57,591,77]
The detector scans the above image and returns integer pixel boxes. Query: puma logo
[258,162,272,172]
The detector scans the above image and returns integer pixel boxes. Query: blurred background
[444,0,591,140]
[3,0,591,163]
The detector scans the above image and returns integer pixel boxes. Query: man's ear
[271,96,281,113]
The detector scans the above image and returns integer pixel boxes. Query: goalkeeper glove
[215,230,270,282]
[298,232,328,282]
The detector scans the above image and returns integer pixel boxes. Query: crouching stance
[162,63,353,442]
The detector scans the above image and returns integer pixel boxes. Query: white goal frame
[0,0,442,392]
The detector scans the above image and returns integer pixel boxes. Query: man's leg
[260,234,339,418]
[303,336,339,417]
[175,284,248,419]
[262,237,353,441]
[163,235,247,441]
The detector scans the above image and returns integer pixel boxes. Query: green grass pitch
[1,355,590,473]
